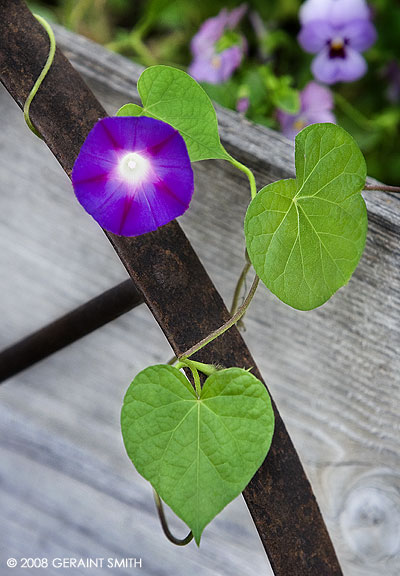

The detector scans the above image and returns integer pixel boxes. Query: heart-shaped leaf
[245,123,368,310]
[116,65,230,162]
[121,364,274,544]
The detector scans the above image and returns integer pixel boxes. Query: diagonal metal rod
[0,3,343,574]
[0,280,143,383]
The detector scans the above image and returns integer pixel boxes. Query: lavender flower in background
[384,60,400,104]
[277,82,336,140]
[298,0,377,84]
[189,4,247,84]
[236,97,250,114]
[72,117,194,237]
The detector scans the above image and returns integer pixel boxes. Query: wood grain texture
[0,24,399,576]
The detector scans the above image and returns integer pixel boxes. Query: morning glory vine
[25,14,400,547]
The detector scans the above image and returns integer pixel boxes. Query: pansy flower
[298,0,377,84]
[72,116,194,237]
[277,82,336,140]
[188,4,247,84]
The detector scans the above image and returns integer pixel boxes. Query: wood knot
[340,478,400,562]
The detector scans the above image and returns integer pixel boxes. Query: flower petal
[72,117,194,236]
[189,44,243,84]
[300,0,371,26]
[341,18,377,51]
[301,81,334,113]
[188,56,225,83]
[299,0,331,25]
[311,46,367,84]
[225,3,247,29]
[329,0,371,26]
[298,20,335,53]
[306,111,336,125]
[218,45,243,81]
[277,81,336,140]
[190,9,228,57]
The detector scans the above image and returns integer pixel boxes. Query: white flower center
[119,152,150,184]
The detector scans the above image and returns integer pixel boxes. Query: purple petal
[236,97,250,113]
[190,9,228,57]
[276,109,299,140]
[341,18,377,51]
[301,82,334,113]
[312,46,367,84]
[189,45,243,84]
[299,0,331,25]
[300,0,371,27]
[298,20,335,53]
[277,81,336,140]
[306,111,336,125]
[385,60,400,103]
[218,45,243,81]
[329,0,371,26]
[189,56,225,84]
[72,117,194,237]
[225,3,247,29]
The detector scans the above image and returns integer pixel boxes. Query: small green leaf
[116,65,230,162]
[121,364,274,544]
[245,123,367,310]
[117,103,143,117]
[272,83,300,115]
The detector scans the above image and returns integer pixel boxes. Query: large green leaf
[245,123,367,310]
[121,364,274,544]
[116,65,229,162]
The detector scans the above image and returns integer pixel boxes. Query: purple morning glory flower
[72,117,194,237]
[277,81,336,140]
[188,4,247,84]
[298,0,377,84]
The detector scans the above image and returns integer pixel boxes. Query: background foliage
[29,0,400,184]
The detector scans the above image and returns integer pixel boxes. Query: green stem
[334,93,376,132]
[176,359,218,378]
[107,33,157,66]
[187,364,201,397]
[153,490,193,546]
[24,15,56,139]
[364,184,400,193]
[230,258,251,316]
[228,157,257,200]
[179,275,260,361]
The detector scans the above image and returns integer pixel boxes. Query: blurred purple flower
[277,82,336,140]
[384,60,400,103]
[72,117,194,237]
[189,4,247,84]
[236,96,250,114]
[298,0,377,84]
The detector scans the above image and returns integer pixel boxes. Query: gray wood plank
[1,26,399,575]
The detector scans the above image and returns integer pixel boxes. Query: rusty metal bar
[0,2,343,573]
[0,280,143,383]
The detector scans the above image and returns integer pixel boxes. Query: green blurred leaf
[121,364,274,545]
[245,123,368,310]
[272,83,300,114]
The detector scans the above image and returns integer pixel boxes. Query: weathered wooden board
[1,25,399,576]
